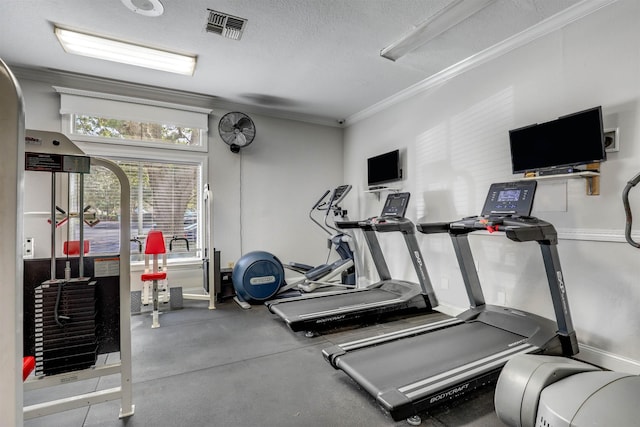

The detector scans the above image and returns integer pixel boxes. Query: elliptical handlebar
[623,172,640,248]
[309,190,333,235]
[311,189,331,211]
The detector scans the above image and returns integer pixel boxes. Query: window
[59,87,210,264]
[56,86,210,151]
[73,115,201,147]
[71,160,201,262]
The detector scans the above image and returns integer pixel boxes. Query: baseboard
[574,344,640,374]
[434,302,465,317]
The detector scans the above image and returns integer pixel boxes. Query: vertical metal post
[205,184,216,309]
[450,233,486,308]
[50,173,57,280]
[539,242,579,355]
[137,167,143,237]
[91,157,134,418]
[78,173,84,278]
[361,229,392,281]
[402,231,438,307]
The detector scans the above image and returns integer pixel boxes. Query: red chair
[141,230,169,328]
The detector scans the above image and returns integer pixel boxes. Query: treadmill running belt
[332,322,536,418]
[271,287,415,319]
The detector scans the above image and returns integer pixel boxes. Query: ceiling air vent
[206,9,247,40]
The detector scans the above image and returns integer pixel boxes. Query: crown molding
[346,0,618,126]
[11,66,341,128]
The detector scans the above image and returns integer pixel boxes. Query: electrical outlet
[24,237,34,258]
[604,128,619,152]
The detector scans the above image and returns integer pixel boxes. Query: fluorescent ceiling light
[381,0,496,61]
[54,27,196,75]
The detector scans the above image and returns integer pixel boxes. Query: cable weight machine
[22,130,134,420]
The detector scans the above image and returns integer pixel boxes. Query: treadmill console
[481,181,537,217]
[381,192,410,218]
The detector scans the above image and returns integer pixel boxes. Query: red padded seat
[63,240,90,255]
[145,230,166,255]
[141,271,167,281]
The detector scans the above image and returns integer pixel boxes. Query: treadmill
[266,192,438,333]
[322,181,579,422]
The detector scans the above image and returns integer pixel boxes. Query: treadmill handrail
[417,216,558,244]
[416,222,450,234]
[417,214,578,356]
[335,220,374,231]
[338,216,416,234]
[370,217,416,234]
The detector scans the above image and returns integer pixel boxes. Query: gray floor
[24,298,506,427]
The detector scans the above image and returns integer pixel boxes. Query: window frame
[71,145,207,267]
[57,89,210,268]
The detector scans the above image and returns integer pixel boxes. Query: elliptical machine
[494,171,640,427]
[232,185,356,307]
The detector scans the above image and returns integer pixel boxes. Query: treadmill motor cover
[537,371,640,427]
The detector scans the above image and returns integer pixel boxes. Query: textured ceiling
[0,0,584,123]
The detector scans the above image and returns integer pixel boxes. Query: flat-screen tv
[509,106,606,174]
[367,149,401,187]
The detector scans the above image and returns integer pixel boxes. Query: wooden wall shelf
[523,166,600,196]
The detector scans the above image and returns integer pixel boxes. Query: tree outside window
[70,115,202,262]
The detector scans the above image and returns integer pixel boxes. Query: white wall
[343,1,640,369]
[16,72,344,289]
[209,110,344,269]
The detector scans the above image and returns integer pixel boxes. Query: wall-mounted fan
[218,112,256,153]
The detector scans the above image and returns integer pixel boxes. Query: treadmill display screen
[381,192,410,217]
[481,181,537,216]
[497,190,521,202]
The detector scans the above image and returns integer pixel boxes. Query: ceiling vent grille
[206,9,247,40]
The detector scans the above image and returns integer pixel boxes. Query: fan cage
[218,112,256,151]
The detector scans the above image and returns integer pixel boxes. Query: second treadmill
[322,181,579,421]
[266,192,438,333]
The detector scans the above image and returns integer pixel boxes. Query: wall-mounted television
[509,106,606,174]
[367,149,401,187]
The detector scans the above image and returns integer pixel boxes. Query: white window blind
[71,160,201,261]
